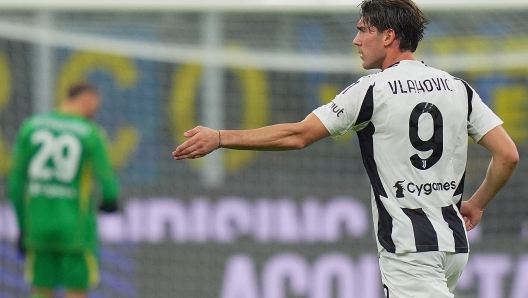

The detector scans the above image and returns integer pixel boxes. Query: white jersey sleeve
[312,76,373,138]
[465,83,503,142]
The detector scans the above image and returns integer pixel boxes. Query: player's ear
[383,28,397,46]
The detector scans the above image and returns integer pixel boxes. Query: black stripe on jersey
[356,84,395,252]
[375,194,396,253]
[356,84,374,124]
[383,284,390,298]
[456,196,462,211]
[356,84,387,198]
[454,171,466,197]
[442,205,469,253]
[402,208,439,252]
[455,78,473,121]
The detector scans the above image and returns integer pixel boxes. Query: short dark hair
[67,82,99,100]
[359,0,428,52]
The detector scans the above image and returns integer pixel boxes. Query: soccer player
[8,82,120,298]
[172,0,518,297]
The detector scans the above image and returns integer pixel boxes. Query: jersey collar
[383,60,427,71]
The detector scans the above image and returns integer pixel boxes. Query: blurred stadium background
[0,0,527,297]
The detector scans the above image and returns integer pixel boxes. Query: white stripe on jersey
[313,60,503,253]
[424,207,456,252]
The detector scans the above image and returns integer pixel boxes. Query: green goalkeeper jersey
[8,111,119,252]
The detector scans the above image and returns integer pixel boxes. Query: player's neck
[59,103,85,118]
[381,51,416,70]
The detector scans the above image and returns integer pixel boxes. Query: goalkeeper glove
[17,230,25,258]
[99,200,118,213]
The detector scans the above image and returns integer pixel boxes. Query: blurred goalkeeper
[8,82,120,298]
[173,0,518,297]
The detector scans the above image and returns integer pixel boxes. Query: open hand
[172,126,220,160]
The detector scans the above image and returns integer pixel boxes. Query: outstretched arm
[172,113,330,160]
[460,126,518,231]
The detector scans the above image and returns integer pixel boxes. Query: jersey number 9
[408,102,443,170]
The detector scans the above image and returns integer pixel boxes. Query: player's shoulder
[21,112,55,131]
[423,64,461,83]
[81,121,108,144]
[33,111,100,136]
[449,75,474,90]
[25,111,52,124]
[339,74,376,95]
[93,124,108,138]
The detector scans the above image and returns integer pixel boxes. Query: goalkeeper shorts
[25,249,99,290]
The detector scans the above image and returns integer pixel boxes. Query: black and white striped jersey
[313,60,503,254]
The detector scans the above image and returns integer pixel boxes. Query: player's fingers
[173,127,219,159]
[173,147,191,159]
[173,142,208,160]
[464,216,477,231]
[173,144,196,159]
[183,126,204,138]
[174,153,194,160]
[174,138,200,155]
[173,150,197,160]
[463,217,471,231]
